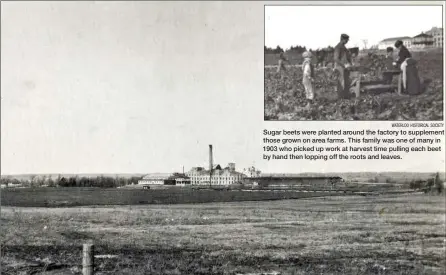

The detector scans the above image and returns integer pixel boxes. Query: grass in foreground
[1,194,445,275]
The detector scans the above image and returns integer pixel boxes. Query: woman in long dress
[394,40,421,95]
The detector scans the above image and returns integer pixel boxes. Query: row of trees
[265,45,311,54]
[409,173,444,194]
[365,172,443,194]
[0,175,142,188]
[264,45,285,54]
[265,42,380,55]
[264,45,332,55]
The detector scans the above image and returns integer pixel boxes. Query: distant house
[172,173,192,186]
[0,182,24,189]
[378,36,412,50]
[138,173,191,186]
[425,27,443,48]
[412,32,434,48]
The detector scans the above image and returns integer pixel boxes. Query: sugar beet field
[1,193,445,275]
[264,49,444,121]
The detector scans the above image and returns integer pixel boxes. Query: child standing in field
[302,51,315,109]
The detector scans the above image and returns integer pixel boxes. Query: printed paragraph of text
[262,129,444,162]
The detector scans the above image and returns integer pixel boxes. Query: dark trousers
[336,67,351,99]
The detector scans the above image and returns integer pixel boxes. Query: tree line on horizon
[0,172,443,193]
[264,45,336,55]
[0,175,142,188]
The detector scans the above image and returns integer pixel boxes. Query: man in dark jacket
[334,33,353,99]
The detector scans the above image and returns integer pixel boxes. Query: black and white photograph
[264,5,444,121]
[1,1,445,275]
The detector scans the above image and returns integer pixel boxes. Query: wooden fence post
[82,242,94,275]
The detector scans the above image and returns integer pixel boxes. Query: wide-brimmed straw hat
[302,51,312,58]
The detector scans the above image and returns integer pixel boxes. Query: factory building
[243,176,343,188]
[138,173,191,186]
[411,32,434,48]
[186,145,246,185]
[243,166,262,177]
[186,164,246,185]
[425,27,443,48]
[378,36,412,50]
[378,27,443,50]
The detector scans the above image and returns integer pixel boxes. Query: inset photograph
[264,5,444,121]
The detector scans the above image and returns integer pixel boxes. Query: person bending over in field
[385,47,394,67]
[383,47,394,84]
[302,51,315,109]
[277,52,290,75]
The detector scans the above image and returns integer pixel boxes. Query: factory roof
[188,165,245,176]
[426,27,443,34]
[142,173,172,180]
[142,173,190,180]
[413,33,433,38]
[246,176,343,180]
[213,168,245,176]
[380,36,412,42]
[171,173,190,179]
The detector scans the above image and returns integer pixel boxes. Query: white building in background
[243,166,262,177]
[186,163,246,186]
[425,27,443,48]
[378,36,412,50]
[138,173,191,186]
[174,174,191,186]
[411,32,435,49]
[138,173,171,185]
[378,27,443,50]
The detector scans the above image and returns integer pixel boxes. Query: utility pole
[362,39,368,50]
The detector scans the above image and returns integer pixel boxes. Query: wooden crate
[350,70,402,97]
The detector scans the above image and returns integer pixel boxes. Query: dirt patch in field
[2,244,443,275]
[264,50,443,121]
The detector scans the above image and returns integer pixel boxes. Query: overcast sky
[265,5,443,50]
[1,1,445,175]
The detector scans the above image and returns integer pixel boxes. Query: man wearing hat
[333,33,353,99]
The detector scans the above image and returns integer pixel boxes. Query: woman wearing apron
[394,40,421,95]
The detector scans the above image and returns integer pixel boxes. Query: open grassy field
[1,188,339,207]
[1,194,445,275]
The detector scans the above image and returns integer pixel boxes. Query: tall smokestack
[209,145,213,186]
[209,145,213,172]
